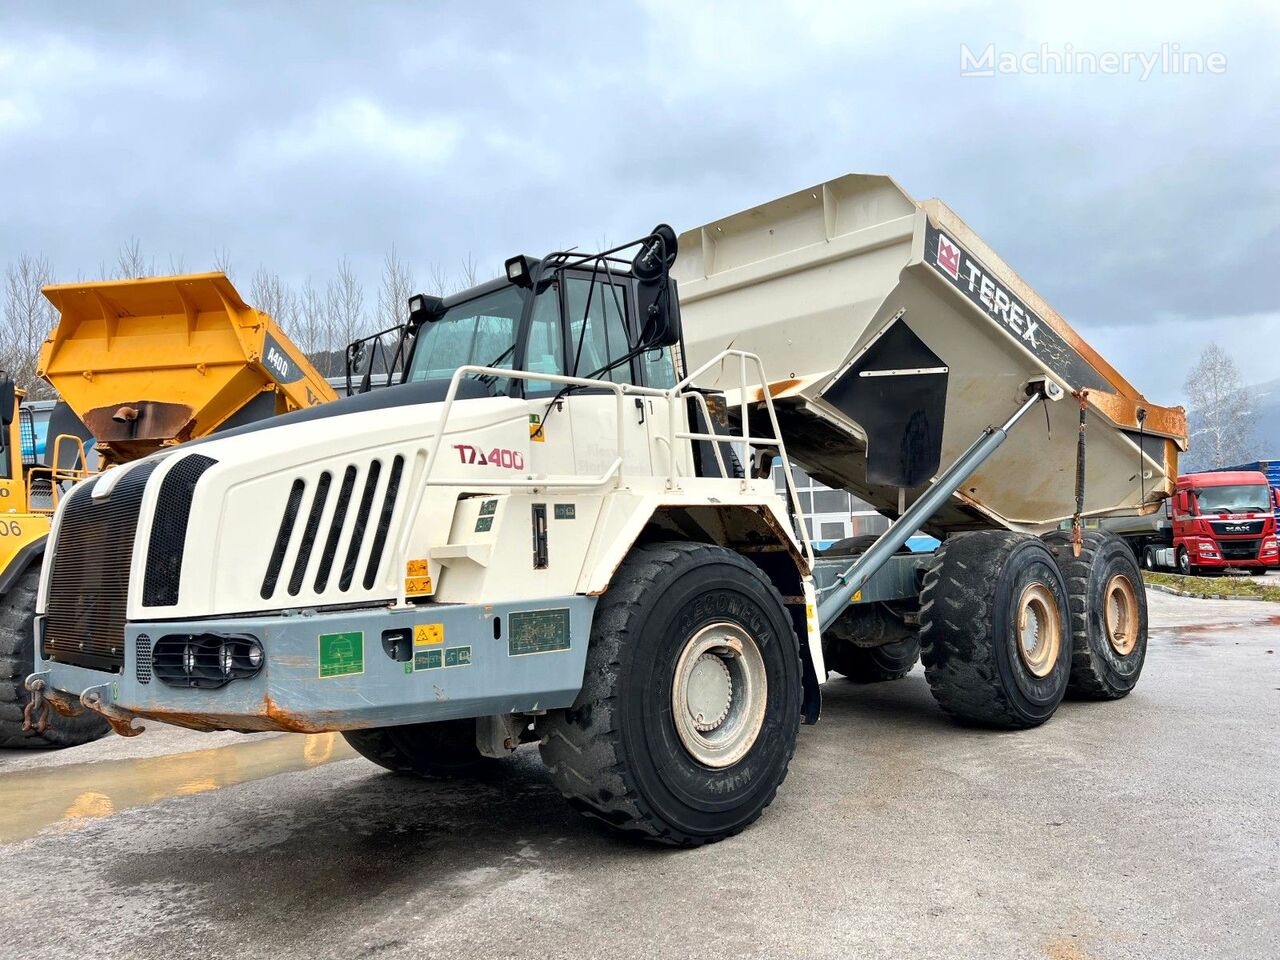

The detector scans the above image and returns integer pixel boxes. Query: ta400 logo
[453,444,525,470]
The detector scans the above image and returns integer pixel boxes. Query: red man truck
[1109,470,1280,574]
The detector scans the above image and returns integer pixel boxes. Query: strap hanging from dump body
[1072,390,1088,557]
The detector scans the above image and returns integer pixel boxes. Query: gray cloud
[1,1,1276,403]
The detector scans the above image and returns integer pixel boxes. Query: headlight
[155,634,265,689]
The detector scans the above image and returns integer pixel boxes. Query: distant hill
[1245,376,1280,461]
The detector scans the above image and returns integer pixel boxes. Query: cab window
[565,278,632,384]
[406,285,524,389]
[640,346,677,389]
[523,286,565,396]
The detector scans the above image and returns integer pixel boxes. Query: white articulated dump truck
[29,173,1185,845]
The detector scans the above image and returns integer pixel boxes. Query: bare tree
[295,280,337,375]
[212,246,233,275]
[425,253,482,297]
[376,246,415,331]
[248,267,297,328]
[115,237,154,279]
[1183,344,1255,470]
[324,257,367,357]
[1,255,58,399]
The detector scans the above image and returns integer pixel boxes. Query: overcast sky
[2,1,1276,403]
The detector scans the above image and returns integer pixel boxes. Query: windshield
[405,285,528,385]
[1194,484,1271,514]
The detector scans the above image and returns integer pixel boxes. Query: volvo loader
[29,174,1185,844]
[3,273,336,747]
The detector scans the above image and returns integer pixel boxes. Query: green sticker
[553,503,576,520]
[319,631,364,678]
[444,645,472,668]
[508,608,572,656]
[475,516,494,532]
[414,648,443,671]
[403,662,413,675]
[479,499,498,517]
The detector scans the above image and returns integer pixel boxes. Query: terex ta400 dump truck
[30,175,1185,845]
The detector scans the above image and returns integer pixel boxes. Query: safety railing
[25,434,93,514]
[388,350,813,605]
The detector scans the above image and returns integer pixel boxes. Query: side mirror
[0,377,14,427]
[632,225,682,349]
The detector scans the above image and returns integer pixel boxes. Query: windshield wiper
[474,345,517,386]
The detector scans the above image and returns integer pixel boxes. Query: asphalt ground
[2,589,1277,960]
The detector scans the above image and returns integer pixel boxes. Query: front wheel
[538,542,801,846]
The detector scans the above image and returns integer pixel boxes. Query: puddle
[0,733,356,844]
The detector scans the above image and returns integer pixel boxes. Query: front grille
[1219,539,1261,561]
[44,461,159,673]
[143,454,218,607]
[1209,519,1265,537]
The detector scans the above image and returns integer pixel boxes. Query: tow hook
[21,673,51,734]
[80,683,146,738]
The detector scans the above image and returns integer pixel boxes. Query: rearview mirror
[0,377,14,427]
[633,224,682,349]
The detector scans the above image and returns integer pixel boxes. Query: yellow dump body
[39,273,337,462]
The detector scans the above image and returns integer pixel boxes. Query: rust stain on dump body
[0,733,355,844]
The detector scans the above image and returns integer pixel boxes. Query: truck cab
[1166,471,1280,573]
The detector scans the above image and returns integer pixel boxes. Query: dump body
[39,273,337,463]
[675,174,1186,534]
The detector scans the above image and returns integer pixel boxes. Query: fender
[576,488,823,723]
[0,534,47,597]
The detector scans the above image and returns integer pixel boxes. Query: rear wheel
[538,542,800,846]
[1042,531,1148,700]
[919,531,1071,729]
[1142,546,1158,571]
[1,564,109,749]
[342,719,495,778]
[821,535,920,682]
[824,636,920,683]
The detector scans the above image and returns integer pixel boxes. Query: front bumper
[35,596,595,734]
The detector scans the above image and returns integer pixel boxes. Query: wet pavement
[3,589,1277,960]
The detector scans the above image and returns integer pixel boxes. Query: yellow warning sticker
[405,575,433,596]
[406,559,429,577]
[414,624,444,646]
[529,414,545,442]
[851,590,862,604]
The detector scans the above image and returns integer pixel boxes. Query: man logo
[936,233,961,279]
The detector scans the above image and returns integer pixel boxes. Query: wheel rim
[1179,550,1189,574]
[1103,574,1139,656]
[671,622,767,769]
[1015,582,1061,678]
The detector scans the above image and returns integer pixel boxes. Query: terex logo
[936,234,961,279]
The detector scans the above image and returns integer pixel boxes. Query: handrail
[389,349,813,605]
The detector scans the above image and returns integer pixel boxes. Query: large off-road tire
[1042,530,1147,700]
[342,719,495,778]
[538,542,801,847]
[824,636,920,682]
[821,534,920,682]
[919,531,1071,729]
[0,565,109,748]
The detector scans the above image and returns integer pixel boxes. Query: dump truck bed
[675,174,1186,535]
[39,273,337,462]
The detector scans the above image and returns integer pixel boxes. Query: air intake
[143,454,218,607]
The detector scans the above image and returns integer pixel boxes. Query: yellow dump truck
[2,273,336,747]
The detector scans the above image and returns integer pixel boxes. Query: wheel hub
[1016,582,1061,678]
[671,622,767,769]
[1103,574,1139,656]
